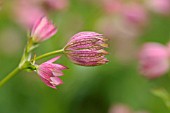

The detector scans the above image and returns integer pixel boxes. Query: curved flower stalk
[0,16,58,88]
[63,32,109,66]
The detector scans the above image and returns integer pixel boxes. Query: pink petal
[53,64,68,70]
[50,77,63,86]
[38,21,57,41]
[41,77,56,89]
[46,56,61,63]
[52,70,64,76]
[32,17,48,36]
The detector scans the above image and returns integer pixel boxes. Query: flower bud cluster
[26,17,109,89]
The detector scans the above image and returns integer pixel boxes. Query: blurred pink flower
[122,3,148,27]
[139,43,169,79]
[14,0,44,28]
[146,0,170,15]
[64,32,109,66]
[101,0,123,14]
[37,56,67,89]
[96,17,139,63]
[31,16,57,43]
[43,0,69,11]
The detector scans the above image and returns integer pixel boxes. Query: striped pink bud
[31,16,57,43]
[64,32,109,66]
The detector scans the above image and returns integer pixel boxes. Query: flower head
[139,43,169,79]
[37,56,67,89]
[31,16,57,43]
[64,32,109,66]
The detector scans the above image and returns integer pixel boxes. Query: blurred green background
[0,0,170,113]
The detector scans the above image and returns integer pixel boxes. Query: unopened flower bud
[31,16,57,43]
[64,32,109,66]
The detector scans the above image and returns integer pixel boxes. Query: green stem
[0,38,64,87]
[0,67,20,87]
[36,49,64,61]
[0,38,35,88]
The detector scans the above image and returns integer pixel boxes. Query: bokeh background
[0,0,170,113]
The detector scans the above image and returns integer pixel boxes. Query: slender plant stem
[0,38,33,88]
[0,67,20,87]
[0,39,64,87]
[36,49,64,61]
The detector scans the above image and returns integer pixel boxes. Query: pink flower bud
[37,56,67,89]
[64,32,109,66]
[139,43,169,79]
[31,16,57,43]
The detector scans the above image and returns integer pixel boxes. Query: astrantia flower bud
[31,16,57,43]
[64,32,109,66]
[139,43,169,79]
[37,56,67,89]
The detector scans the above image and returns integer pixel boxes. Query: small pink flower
[37,56,67,89]
[146,0,170,15]
[31,16,57,43]
[139,43,169,79]
[64,32,109,66]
